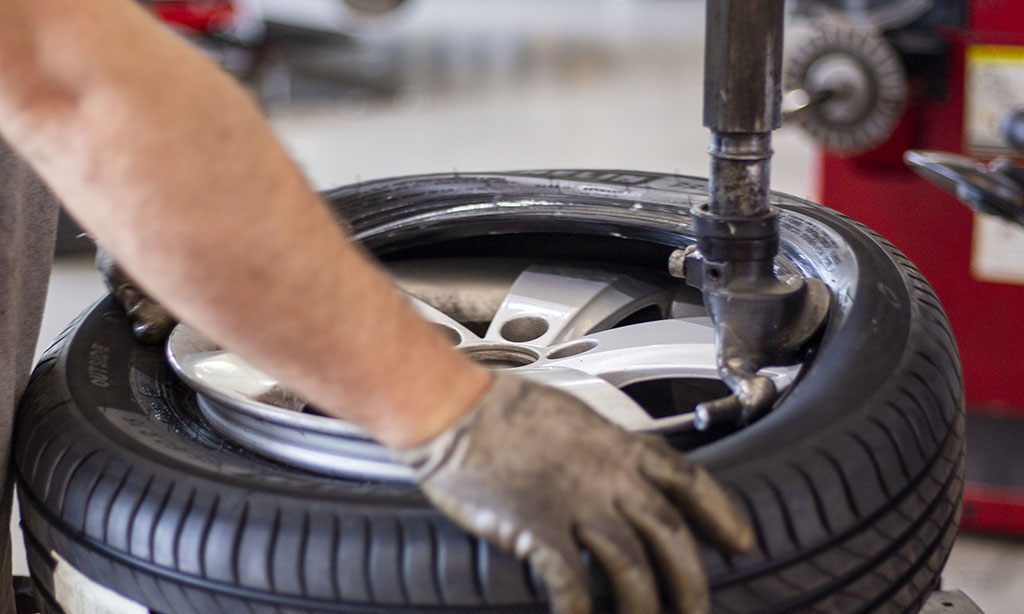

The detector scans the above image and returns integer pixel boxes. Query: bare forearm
[0,0,489,447]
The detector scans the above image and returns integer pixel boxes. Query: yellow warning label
[965,44,1024,153]
[967,44,1024,65]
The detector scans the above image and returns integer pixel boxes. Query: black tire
[15,170,964,614]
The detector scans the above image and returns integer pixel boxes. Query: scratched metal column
[703,0,784,218]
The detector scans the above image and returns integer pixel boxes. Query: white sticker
[52,552,148,614]
[971,213,1024,285]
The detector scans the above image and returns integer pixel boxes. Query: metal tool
[906,108,1024,225]
[905,150,1024,225]
[671,0,832,428]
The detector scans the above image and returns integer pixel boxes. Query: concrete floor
[19,1,1024,612]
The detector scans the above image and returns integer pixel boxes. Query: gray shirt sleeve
[0,138,60,614]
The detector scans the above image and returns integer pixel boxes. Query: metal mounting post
[671,0,832,428]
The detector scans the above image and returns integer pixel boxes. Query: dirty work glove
[96,247,176,344]
[398,373,755,614]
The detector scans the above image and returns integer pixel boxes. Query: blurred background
[32,1,1024,612]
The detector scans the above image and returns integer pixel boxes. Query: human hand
[397,373,754,614]
[96,246,176,343]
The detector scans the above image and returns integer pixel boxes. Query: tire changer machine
[704,0,1024,610]
[782,0,1024,543]
[672,0,999,611]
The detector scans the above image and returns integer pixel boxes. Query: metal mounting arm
[670,0,831,428]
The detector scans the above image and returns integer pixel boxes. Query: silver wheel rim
[167,260,800,482]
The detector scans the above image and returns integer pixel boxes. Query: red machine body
[149,0,238,35]
[817,0,1024,534]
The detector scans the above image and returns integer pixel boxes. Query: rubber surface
[15,171,964,613]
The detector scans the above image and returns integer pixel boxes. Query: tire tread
[14,171,964,614]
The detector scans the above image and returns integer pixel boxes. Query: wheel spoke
[405,294,482,347]
[539,317,799,389]
[538,318,719,387]
[483,266,672,346]
[517,367,658,431]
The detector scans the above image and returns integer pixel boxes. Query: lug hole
[461,346,539,369]
[500,316,549,342]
